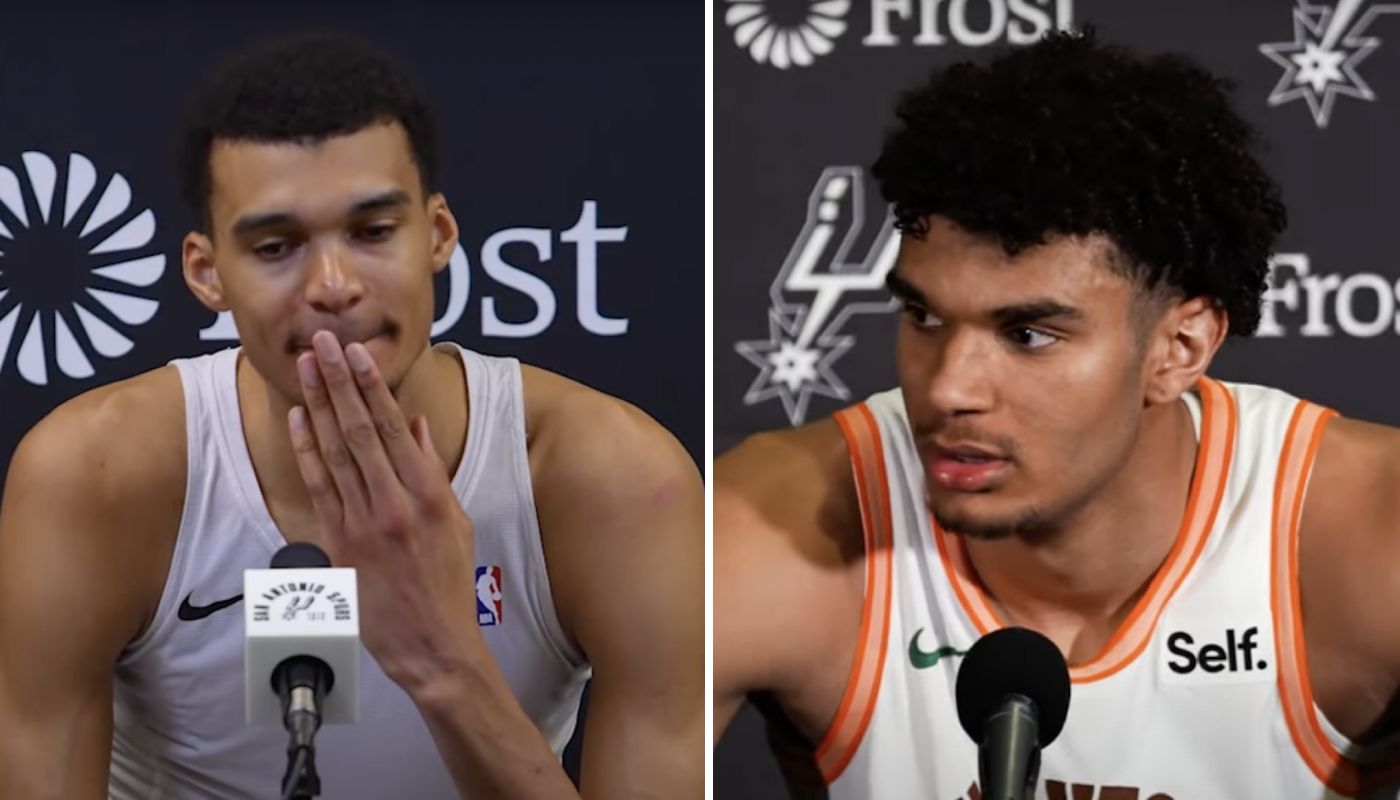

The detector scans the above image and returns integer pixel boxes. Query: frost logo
[725,0,851,69]
[863,0,1073,48]
[0,152,162,385]
[1260,0,1400,128]
[735,167,899,425]
[1258,252,1400,337]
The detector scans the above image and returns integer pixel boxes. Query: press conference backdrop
[0,0,700,783]
[0,3,702,475]
[716,0,1399,795]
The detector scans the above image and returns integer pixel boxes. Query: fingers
[345,341,434,492]
[287,405,344,531]
[312,332,415,502]
[297,343,371,515]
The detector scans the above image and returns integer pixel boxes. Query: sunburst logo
[0,151,163,385]
[725,0,850,69]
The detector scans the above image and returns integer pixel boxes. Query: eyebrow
[229,189,412,239]
[885,271,926,305]
[885,271,1085,325]
[990,300,1085,327]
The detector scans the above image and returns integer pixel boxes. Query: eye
[902,303,943,330]
[253,240,294,260]
[356,223,396,242]
[1006,327,1059,349]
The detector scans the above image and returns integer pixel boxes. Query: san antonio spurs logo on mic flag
[1260,0,1400,128]
[735,167,899,425]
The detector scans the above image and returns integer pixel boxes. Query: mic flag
[244,544,360,725]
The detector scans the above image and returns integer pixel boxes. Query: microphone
[244,542,360,798]
[954,627,1071,800]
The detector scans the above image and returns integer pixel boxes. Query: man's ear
[182,231,228,311]
[426,193,459,275]
[1142,296,1228,405]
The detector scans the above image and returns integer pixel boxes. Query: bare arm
[530,378,705,798]
[0,377,180,798]
[713,423,865,745]
[712,475,776,740]
[283,340,701,798]
[395,369,704,798]
[1298,415,1400,742]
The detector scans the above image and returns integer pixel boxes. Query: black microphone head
[955,626,1071,747]
[270,542,331,569]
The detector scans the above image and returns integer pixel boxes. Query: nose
[924,328,995,417]
[302,240,365,314]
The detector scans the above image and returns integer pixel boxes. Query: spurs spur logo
[1260,0,1400,128]
[735,167,900,425]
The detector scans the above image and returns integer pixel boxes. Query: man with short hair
[716,30,1400,797]
[0,34,702,799]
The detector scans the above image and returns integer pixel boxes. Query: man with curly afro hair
[716,29,1400,798]
[0,33,702,800]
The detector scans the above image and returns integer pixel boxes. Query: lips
[926,442,1011,492]
[288,326,389,354]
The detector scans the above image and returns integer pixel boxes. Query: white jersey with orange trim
[107,344,591,799]
[812,379,1400,800]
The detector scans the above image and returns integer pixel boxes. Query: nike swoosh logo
[177,592,244,621]
[909,628,966,670]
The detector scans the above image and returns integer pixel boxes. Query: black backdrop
[0,1,704,478]
[0,0,702,785]
[715,0,1400,795]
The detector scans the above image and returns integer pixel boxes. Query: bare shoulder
[714,419,865,727]
[1301,414,1400,569]
[518,363,699,515]
[7,365,187,506]
[715,418,860,551]
[1,365,187,641]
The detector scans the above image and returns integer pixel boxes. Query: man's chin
[928,493,1045,541]
[933,509,1021,540]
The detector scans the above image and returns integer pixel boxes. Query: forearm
[410,655,580,800]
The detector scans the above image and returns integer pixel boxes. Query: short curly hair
[871,28,1286,336]
[178,33,437,231]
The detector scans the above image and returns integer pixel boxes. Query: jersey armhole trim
[815,403,895,784]
[1272,402,1400,794]
[119,359,200,661]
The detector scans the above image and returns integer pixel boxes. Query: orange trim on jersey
[1271,402,1400,794]
[816,404,895,784]
[933,377,1236,684]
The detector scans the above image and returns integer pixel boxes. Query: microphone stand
[276,656,330,799]
[282,740,320,800]
[978,693,1041,800]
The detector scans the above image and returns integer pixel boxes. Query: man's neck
[237,343,469,543]
[959,396,1199,662]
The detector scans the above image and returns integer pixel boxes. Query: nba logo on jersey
[475,565,504,626]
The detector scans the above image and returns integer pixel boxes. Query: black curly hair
[178,33,437,232]
[871,28,1286,337]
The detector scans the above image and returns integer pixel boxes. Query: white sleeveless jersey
[108,344,591,799]
[800,378,1400,799]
